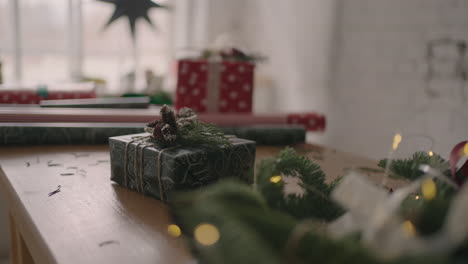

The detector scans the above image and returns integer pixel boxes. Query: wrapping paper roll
[0,107,325,132]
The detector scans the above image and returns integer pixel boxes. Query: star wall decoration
[98,0,167,38]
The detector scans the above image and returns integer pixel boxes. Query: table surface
[0,144,404,264]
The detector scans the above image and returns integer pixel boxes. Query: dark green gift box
[109,133,256,201]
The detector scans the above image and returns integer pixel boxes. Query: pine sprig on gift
[178,121,232,148]
[256,147,343,221]
[378,151,449,180]
[145,105,232,148]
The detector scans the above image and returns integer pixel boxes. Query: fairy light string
[381,133,436,187]
[382,133,403,186]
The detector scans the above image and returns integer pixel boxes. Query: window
[0,0,171,93]
[82,0,171,93]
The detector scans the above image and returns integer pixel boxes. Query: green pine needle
[168,148,465,264]
[170,180,447,264]
[378,151,449,180]
[380,152,461,237]
[256,147,343,221]
[178,121,232,149]
[171,181,282,264]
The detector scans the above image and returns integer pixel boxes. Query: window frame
[8,0,83,82]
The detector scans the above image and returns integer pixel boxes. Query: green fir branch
[178,121,232,149]
[256,147,343,221]
[378,151,449,180]
[378,152,461,237]
[169,147,466,264]
[170,181,447,264]
[398,182,454,237]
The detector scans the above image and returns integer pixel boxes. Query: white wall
[240,0,338,144]
[236,0,468,159]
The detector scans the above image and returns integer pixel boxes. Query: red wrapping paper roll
[0,108,326,132]
[0,90,96,104]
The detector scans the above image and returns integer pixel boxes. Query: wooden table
[0,144,403,264]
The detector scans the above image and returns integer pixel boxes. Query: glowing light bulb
[167,224,182,238]
[422,179,436,200]
[428,151,434,157]
[194,223,220,246]
[392,134,402,151]
[415,195,420,200]
[270,175,282,183]
[402,220,416,237]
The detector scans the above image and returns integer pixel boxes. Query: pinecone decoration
[160,105,177,129]
[149,121,164,140]
[177,107,198,129]
[177,107,197,119]
[161,124,177,143]
[145,105,178,146]
[145,118,160,132]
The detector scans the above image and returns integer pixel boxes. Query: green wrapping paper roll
[222,125,305,145]
[0,123,143,145]
[109,133,256,201]
[0,124,305,146]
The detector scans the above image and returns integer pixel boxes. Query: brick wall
[329,0,468,158]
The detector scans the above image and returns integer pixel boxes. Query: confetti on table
[48,185,61,197]
[98,240,120,247]
[47,160,62,167]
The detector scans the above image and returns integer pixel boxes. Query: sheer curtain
[246,0,338,113]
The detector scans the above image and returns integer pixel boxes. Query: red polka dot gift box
[175,59,255,113]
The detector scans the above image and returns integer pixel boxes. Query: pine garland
[377,151,460,236]
[171,181,446,264]
[378,151,466,185]
[256,147,343,221]
[378,151,449,180]
[168,148,468,264]
[377,150,468,258]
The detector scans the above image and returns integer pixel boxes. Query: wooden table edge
[0,167,56,264]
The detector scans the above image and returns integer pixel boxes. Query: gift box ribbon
[206,56,223,112]
[450,141,468,186]
[123,136,179,202]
